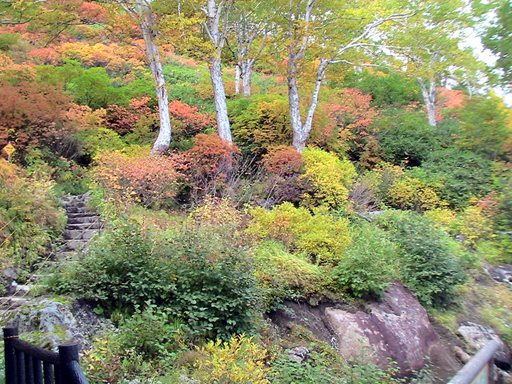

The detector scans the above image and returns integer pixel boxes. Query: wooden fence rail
[3,327,88,384]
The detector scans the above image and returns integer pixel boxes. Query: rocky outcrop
[269,282,462,382]
[458,322,512,370]
[2,296,112,351]
[326,282,460,378]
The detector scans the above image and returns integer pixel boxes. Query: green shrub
[84,305,183,383]
[247,203,351,264]
[0,159,65,271]
[252,241,324,309]
[375,211,467,308]
[269,351,344,384]
[49,220,260,340]
[420,149,493,208]
[331,223,398,298]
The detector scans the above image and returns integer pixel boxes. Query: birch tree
[1,0,174,156]
[204,0,233,142]
[387,0,480,127]
[157,0,234,143]
[272,0,413,152]
[121,0,172,155]
[230,3,269,96]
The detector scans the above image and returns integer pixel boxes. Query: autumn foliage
[186,134,240,198]
[93,147,191,208]
[0,81,71,155]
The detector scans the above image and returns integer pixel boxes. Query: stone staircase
[60,194,102,256]
[0,193,103,318]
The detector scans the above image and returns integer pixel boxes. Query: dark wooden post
[43,361,54,384]
[25,353,34,384]
[16,348,25,384]
[33,357,43,384]
[4,327,18,384]
[58,344,89,384]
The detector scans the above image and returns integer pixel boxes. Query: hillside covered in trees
[1,0,512,383]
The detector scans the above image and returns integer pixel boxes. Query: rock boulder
[326,281,460,378]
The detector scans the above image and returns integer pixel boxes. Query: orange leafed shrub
[106,97,156,135]
[93,147,191,207]
[262,146,303,176]
[169,100,215,137]
[187,134,240,197]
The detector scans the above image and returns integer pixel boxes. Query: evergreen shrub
[50,220,260,340]
[331,223,397,298]
[375,211,466,308]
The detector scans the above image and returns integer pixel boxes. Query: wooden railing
[3,327,88,384]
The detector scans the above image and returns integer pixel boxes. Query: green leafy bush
[84,305,184,383]
[331,223,398,298]
[50,220,260,340]
[0,159,65,271]
[247,203,351,264]
[252,241,324,309]
[375,211,466,308]
[269,351,345,384]
[420,149,493,208]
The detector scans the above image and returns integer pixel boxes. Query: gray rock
[2,296,112,351]
[458,322,512,370]
[326,281,460,378]
[288,346,309,363]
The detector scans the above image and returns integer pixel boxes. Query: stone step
[67,212,98,219]
[58,251,76,259]
[10,284,32,296]
[65,222,102,230]
[82,230,98,241]
[63,229,99,241]
[62,239,88,251]
[29,274,53,280]
[67,216,100,225]
[65,206,89,214]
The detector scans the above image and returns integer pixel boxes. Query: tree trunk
[288,54,328,153]
[210,57,232,142]
[418,77,437,127]
[235,64,241,94]
[205,0,233,143]
[133,0,172,156]
[241,58,255,97]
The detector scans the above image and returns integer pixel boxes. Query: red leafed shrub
[93,147,191,208]
[186,133,240,198]
[0,81,71,156]
[262,145,303,176]
[315,88,381,167]
[168,100,216,137]
[28,47,60,65]
[106,97,156,135]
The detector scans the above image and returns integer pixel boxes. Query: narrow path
[0,193,103,317]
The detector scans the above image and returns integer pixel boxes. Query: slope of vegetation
[0,0,512,382]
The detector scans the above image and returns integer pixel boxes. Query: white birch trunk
[241,58,255,97]
[235,64,241,94]
[206,0,233,143]
[132,0,172,156]
[418,77,437,127]
[210,58,232,142]
[289,57,328,152]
